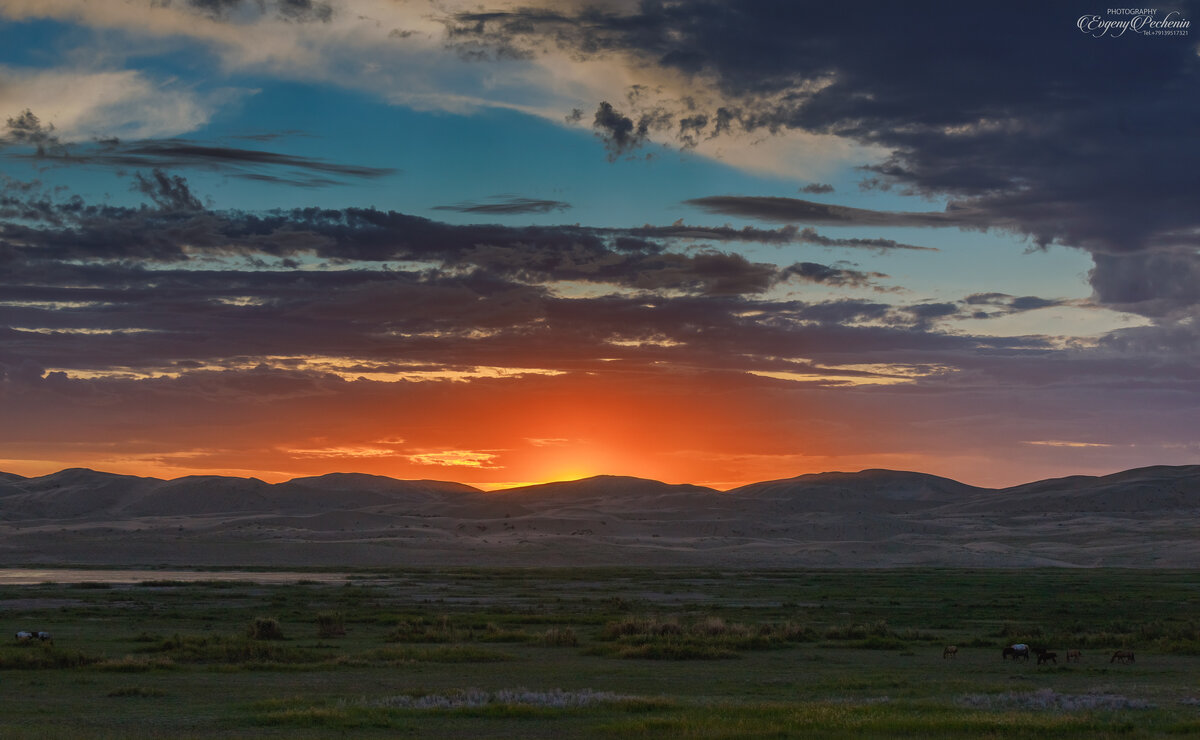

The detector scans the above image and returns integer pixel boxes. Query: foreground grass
[600,702,1198,739]
[0,568,1198,737]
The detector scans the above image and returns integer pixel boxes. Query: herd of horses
[942,643,1133,664]
[13,630,53,645]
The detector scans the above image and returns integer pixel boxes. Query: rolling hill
[0,465,1196,568]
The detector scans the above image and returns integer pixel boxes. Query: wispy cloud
[433,195,572,214]
[407,450,501,468]
[287,445,400,458]
[1,112,396,185]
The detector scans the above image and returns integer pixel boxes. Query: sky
[1,0,1198,490]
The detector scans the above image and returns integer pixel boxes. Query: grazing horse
[15,631,33,643]
[1066,649,1082,663]
[943,645,958,659]
[1002,644,1030,661]
[36,631,52,645]
[1111,650,1135,664]
[1037,651,1057,665]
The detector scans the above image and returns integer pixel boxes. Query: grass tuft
[95,655,177,672]
[106,686,168,698]
[248,616,285,640]
[315,611,346,638]
[0,648,102,669]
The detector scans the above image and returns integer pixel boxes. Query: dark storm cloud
[171,0,333,22]
[2,188,1046,389]
[1088,250,1200,319]
[781,262,881,288]
[276,0,333,23]
[98,140,394,179]
[6,183,1182,413]
[0,256,985,383]
[685,195,978,228]
[964,293,1069,316]
[792,227,933,253]
[1,111,64,156]
[433,195,573,214]
[446,0,1200,318]
[627,222,933,251]
[903,302,961,328]
[238,172,345,188]
[792,299,890,326]
[593,101,653,159]
[132,169,205,212]
[181,0,243,16]
[0,186,903,293]
[1,113,394,185]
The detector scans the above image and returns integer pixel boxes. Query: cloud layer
[1,1,1197,486]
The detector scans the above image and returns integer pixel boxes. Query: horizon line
[4,462,1196,494]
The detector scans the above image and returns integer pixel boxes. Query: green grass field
[1,568,1198,738]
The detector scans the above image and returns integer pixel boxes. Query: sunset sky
[1,0,1198,490]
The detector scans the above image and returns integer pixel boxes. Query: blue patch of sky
[0,19,1097,310]
[189,82,805,226]
[0,19,78,67]
[2,18,971,231]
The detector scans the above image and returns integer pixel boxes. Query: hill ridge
[5,463,1196,496]
[0,464,1195,568]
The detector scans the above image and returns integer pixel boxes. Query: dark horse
[1002,645,1030,661]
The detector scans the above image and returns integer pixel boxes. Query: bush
[854,636,908,650]
[95,655,177,672]
[248,617,285,641]
[140,633,318,664]
[316,612,346,638]
[614,644,740,660]
[107,686,167,698]
[592,616,803,658]
[540,628,579,647]
[600,618,683,640]
[0,648,102,669]
[478,623,532,643]
[824,619,891,641]
[387,617,458,643]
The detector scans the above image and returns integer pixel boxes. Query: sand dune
[0,466,1196,568]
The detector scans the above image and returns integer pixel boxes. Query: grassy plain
[0,568,1198,738]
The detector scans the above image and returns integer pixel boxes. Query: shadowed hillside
[0,465,1196,568]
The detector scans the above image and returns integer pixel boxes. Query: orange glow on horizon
[0,370,1146,491]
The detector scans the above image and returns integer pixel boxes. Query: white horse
[36,631,52,644]
[15,631,34,642]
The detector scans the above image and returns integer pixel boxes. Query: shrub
[824,619,891,641]
[600,618,683,640]
[249,617,285,641]
[107,686,167,698]
[540,628,579,647]
[316,612,346,638]
[141,634,319,664]
[853,636,908,650]
[0,648,102,669]
[478,623,532,643]
[615,644,739,660]
[358,646,516,664]
[95,655,177,672]
[387,617,458,643]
